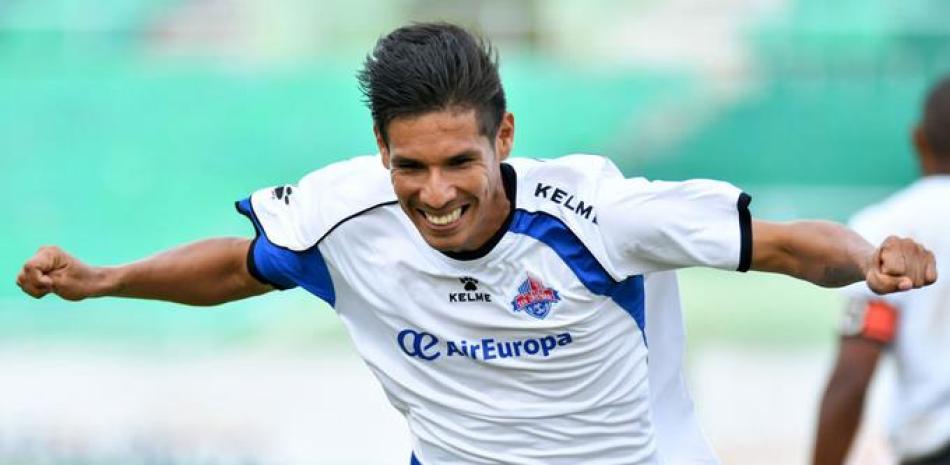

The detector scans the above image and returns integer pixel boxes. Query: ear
[913,125,935,173]
[913,125,930,155]
[375,125,391,169]
[494,112,515,161]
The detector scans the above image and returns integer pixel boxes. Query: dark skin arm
[751,220,937,292]
[813,336,884,465]
[16,238,272,306]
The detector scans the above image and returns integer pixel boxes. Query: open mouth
[421,205,469,228]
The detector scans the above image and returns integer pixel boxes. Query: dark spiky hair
[357,22,507,144]
[924,76,950,157]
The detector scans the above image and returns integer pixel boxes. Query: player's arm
[812,299,895,465]
[812,338,883,465]
[750,220,937,293]
[16,238,273,306]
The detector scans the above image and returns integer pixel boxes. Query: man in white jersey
[17,23,937,465]
[814,76,950,465]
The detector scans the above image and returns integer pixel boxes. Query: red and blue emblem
[511,274,561,320]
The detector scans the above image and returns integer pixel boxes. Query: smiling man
[382,109,513,254]
[16,23,937,465]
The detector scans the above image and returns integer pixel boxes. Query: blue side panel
[611,275,646,337]
[235,197,336,306]
[509,209,646,340]
[410,452,423,465]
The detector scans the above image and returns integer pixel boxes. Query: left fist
[866,236,938,295]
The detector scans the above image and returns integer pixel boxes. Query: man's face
[377,108,514,252]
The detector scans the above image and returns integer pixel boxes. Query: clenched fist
[866,236,938,295]
[16,246,110,301]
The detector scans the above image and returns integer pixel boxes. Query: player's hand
[16,246,108,301]
[865,236,937,295]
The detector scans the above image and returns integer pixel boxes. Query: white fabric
[246,154,747,464]
[841,176,950,460]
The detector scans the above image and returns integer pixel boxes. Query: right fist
[16,246,104,301]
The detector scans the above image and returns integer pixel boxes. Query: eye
[447,155,475,168]
[392,159,424,171]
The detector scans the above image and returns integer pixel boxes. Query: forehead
[386,108,489,159]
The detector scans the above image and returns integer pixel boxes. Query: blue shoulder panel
[509,209,646,340]
[235,197,336,306]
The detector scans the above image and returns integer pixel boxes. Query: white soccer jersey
[840,176,950,460]
[236,154,752,465]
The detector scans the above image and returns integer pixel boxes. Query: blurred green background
[1,0,948,463]
[3,0,947,347]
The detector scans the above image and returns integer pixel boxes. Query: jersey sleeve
[235,195,336,305]
[595,177,752,275]
[232,156,395,306]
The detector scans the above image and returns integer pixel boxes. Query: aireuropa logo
[397,329,441,361]
[397,329,573,362]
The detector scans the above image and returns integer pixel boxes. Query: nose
[418,169,457,210]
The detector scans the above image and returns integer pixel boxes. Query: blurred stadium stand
[1,0,948,370]
[2,0,949,357]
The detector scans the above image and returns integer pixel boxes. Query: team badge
[511,274,561,320]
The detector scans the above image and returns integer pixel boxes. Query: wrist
[93,266,125,297]
[856,245,877,281]
[846,231,876,282]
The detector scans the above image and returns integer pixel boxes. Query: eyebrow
[390,155,424,167]
[390,150,479,167]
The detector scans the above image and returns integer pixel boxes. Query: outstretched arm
[813,336,884,465]
[751,220,937,293]
[16,238,272,306]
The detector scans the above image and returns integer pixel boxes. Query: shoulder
[247,155,397,251]
[508,154,623,187]
[507,154,748,276]
[508,153,742,228]
[509,154,622,221]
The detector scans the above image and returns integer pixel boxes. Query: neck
[920,150,950,176]
[442,163,516,260]
[923,161,950,176]
[930,162,950,175]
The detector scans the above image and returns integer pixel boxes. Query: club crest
[511,274,561,320]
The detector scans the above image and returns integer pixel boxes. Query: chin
[420,233,469,253]
[426,238,464,252]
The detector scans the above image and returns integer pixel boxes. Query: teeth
[425,207,462,226]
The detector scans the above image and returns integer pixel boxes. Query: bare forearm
[813,339,881,465]
[791,221,873,287]
[102,238,271,305]
[753,221,874,287]
[814,379,867,465]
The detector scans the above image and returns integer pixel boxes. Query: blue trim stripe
[509,209,646,339]
[410,452,423,465]
[611,275,645,335]
[235,197,336,306]
[236,198,265,237]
